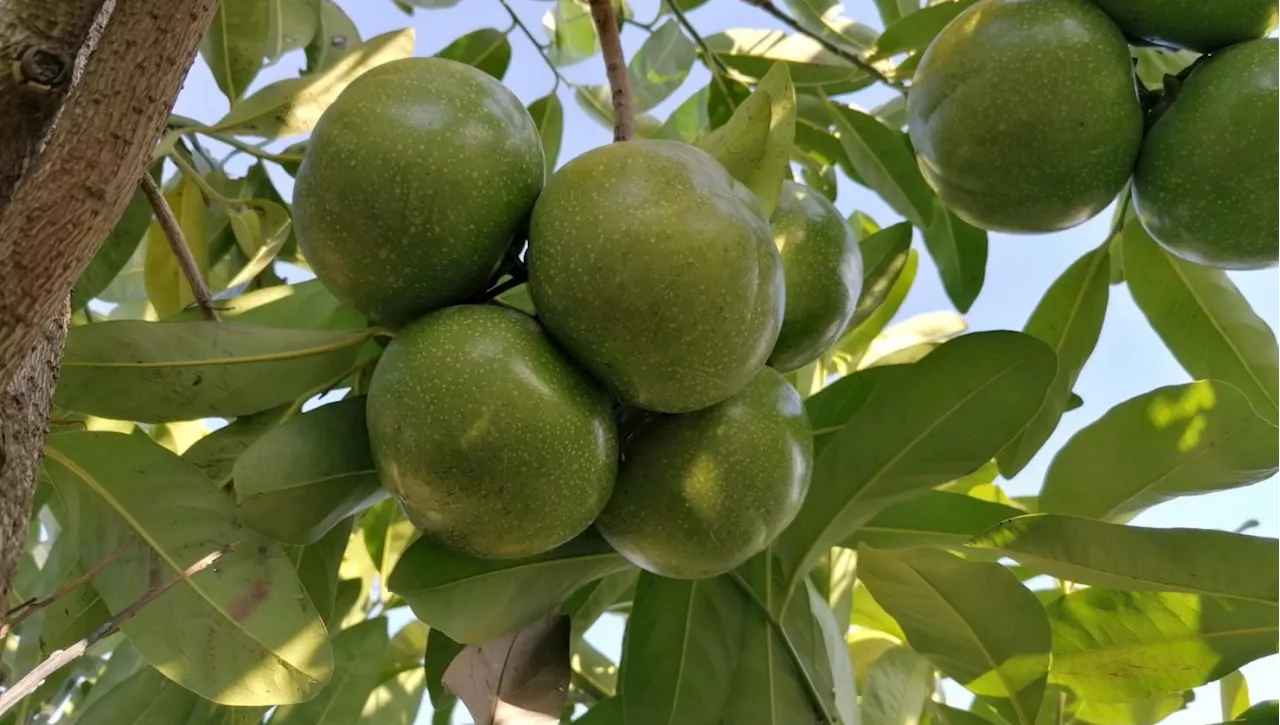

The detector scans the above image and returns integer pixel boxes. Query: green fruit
[595,368,812,579]
[366,305,617,559]
[1133,39,1279,270]
[1089,0,1277,52]
[528,140,784,413]
[294,58,544,324]
[909,0,1143,232]
[767,180,864,372]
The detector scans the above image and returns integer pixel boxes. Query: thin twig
[667,1,740,114]
[740,0,906,92]
[0,542,132,640]
[0,544,232,718]
[139,173,219,322]
[499,0,571,92]
[587,0,635,141]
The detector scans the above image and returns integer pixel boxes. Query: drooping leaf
[233,397,385,545]
[223,199,292,289]
[970,514,1279,605]
[704,29,870,94]
[44,431,333,705]
[265,0,319,63]
[848,221,913,330]
[304,0,361,73]
[870,0,979,60]
[781,331,1057,584]
[212,28,416,138]
[829,103,935,228]
[921,199,987,312]
[845,491,1024,550]
[544,0,598,66]
[202,0,269,102]
[998,244,1111,477]
[55,321,370,422]
[528,94,564,177]
[144,173,208,318]
[445,615,571,725]
[273,617,390,724]
[628,20,696,111]
[72,171,156,309]
[1039,381,1278,519]
[72,664,200,724]
[1047,588,1278,702]
[435,28,512,79]
[862,646,934,725]
[388,532,630,644]
[828,250,920,370]
[698,62,795,216]
[1123,218,1279,425]
[858,546,1051,724]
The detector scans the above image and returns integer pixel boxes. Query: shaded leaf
[38,571,108,654]
[72,170,156,309]
[862,646,934,725]
[202,0,269,101]
[293,516,354,624]
[436,28,512,79]
[705,29,870,94]
[426,627,465,708]
[304,0,360,73]
[922,200,987,312]
[182,404,291,483]
[628,20,696,111]
[144,173,208,318]
[698,62,795,216]
[871,0,980,60]
[829,250,919,369]
[223,199,292,289]
[444,615,571,725]
[544,0,598,66]
[565,568,639,641]
[362,499,417,586]
[805,364,908,456]
[845,491,1024,550]
[528,94,564,177]
[73,664,200,724]
[273,617,390,724]
[265,0,319,63]
[191,278,367,331]
[848,221,912,330]
[829,103,934,228]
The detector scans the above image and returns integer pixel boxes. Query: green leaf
[871,0,979,60]
[435,28,512,79]
[265,0,319,62]
[212,28,416,138]
[223,199,292,289]
[658,85,711,143]
[970,515,1279,604]
[859,310,968,369]
[829,250,920,369]
[620,573,746,723]
[72,664,200,724]
[922,199,987,312]
[1222,670,1251,721]
[697,62,796,216]
[998,245,1110,477]
[1074,694,1187,725]
[293,516,354,624]
[805,364,908,456]
[858,547,1051,724]
[55,321,369,422]
[576,698,624,724]
[38,570,109,654]
[1039,381,1278,519]
[848,222,913,330]
[361,499,418,586]
[304,0,360,73]
[72,174,155,309]
[705,29,870,94]
[187,278,367,331]
[845,491,1024,550]
[202,0,269,101]
[233,397,385,545]
[829,103,935,228]
[1235,701,1280,721]
[1123,217,1280,425]
[144,173,208,318]
[925,701,998,725]
[528,93,564,177]
[425,627,464,710]
[183,405,290,483]
[862,646,934,725]
[566,568,639,641]
[574,638,620,700]
[628,20,696,111]
[44,431,333,705]
[363,667,426,725]
[1047,589,1278,702]
[273,618,390,724]
[781,330,1057,584]
[387,532,630,644]
[809,545,858,633]
[544,0,598,66]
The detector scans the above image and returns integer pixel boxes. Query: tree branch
[0,543,231,717]
[586,0,635,141]
[139,173,219,322]
[0,539,130,641]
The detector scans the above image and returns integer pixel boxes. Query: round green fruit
[595,367,812,579]
[294,58,544,325]
[528,140,784,413]
[768,181,864,372]
[1089,0,1277,52]
[366,305,617,559]
[908,0,1143,233]
[1133,40,1278,270]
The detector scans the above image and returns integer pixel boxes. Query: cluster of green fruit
[911,0,1278,269]
[294,58,864,579]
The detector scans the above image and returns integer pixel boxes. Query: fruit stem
[587,0,636,142]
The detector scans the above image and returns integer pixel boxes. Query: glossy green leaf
[265,0,319,62]
[849,221,913,330]
[544,0,598,66]
[858,547,1051,724]
[922,199,987,312]
[293,516,354,624]
[871,0,979,60]
[998,245,1110,477]
[1048,589,1278,702]
[39,570,109,654]
[698,62,795,216]
[705,29,870,94]
[830,249,919,369]
[528,93,564,177]
[55,321,369,422]
[1123,218,1279,425]
[73,664,200,725]
[183,404,291,484]
[72,174,155,309]
[566,568,639,641]
[304,0,360,73]
[1234,700,1280,721]
[212,29,416,138]
[1040,381,1278,519]
[782,331,1057,584]
[845,491,1024,550]
[44,431,333,705]
[628,20,696,111]
[435,28,512,79]
[862,646,934,725]
[233,397,385,545]
[829,103,935,228]
[273,618,390,724]
[805,364,908,455]
[388,532,629,644]
[971,514,1279,605]
[202,0,269,101]
[144,173,208,318]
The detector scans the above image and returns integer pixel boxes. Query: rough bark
[0,0,220,388]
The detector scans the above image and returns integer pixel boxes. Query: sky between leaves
[165,1,1280,722]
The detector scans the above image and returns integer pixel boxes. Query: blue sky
[169,1,1279,722]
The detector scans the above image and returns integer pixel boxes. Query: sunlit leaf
[698,62,795,216]
[304,0,361,73]
[528,93,564,177]
[435,28,512,79]
[544,0,598,66]
[848,222,912,330]
[862,646,934,725]
[628,20,696,111]
[202,0,269,101]
[144,173,208,318]
[71,664,200,724]
[705,29,870,94]
[829,103,935,228]
[273,618,390,724]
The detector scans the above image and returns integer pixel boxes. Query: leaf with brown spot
[444,615,572,725]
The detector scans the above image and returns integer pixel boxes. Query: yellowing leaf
[144,173,208,318]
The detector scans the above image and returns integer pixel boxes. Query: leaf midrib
[64,331,366,369]
[239,467,376,496]
[408,553,625,596]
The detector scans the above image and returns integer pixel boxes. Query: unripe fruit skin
[366,305,617,559]
[595,368,812,579]
[1134,39,1279,270]
[528,140,784,413]
[768,181,864,372]
[909,0,1143,233]
[1088,0,1278,53]
[294,58,544,325]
